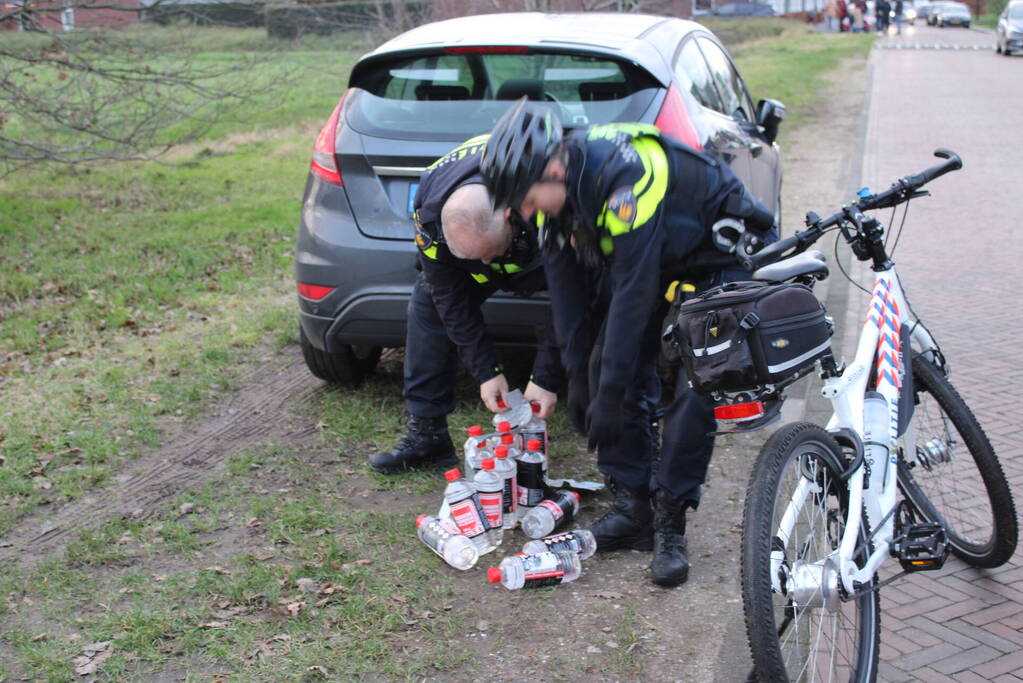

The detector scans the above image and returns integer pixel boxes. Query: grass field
[0,21,875,680]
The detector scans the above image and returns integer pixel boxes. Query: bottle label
[517,461,545,507]
[478,491,504,529]
[450,498,489,539]
[502,476,518,515]
[521,553,566,588]
[538,498,565,521]
[540,532,581,555]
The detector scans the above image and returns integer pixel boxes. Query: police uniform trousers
[403,274,490,419]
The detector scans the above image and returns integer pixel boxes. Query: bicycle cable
[834,229,872,296]
[888,199,911,256]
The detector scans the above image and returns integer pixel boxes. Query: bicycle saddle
[752,250,829,283]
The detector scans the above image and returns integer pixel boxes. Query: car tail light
[310,90,349,186]
[714,401,765,422]
[654,85,701,150]
[444,45,530,54]
[297,282,335,301]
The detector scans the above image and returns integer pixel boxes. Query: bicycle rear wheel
[742,422,880,682]
[898,356,1018,568]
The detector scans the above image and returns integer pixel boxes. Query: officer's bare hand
[480,374,510,413]
[524,381,557,419]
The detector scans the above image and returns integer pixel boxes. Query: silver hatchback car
[295,12,785,384]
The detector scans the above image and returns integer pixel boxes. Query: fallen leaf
[296,578,318,593]
[391,594,407,604]
[355,559,373,566]
[307,528,333,537]
[199,621,228,629]
[307,665,330,677]
[204,566,230,575]
[72,641,113,676]
[286,601,305,618]
[32,476,52,490]
[314,420,327,431]
[179,502,196,515]
[245,517,261,528]
[252,550,275,561]
[30,633,47,642]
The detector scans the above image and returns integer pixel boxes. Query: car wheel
[299,325,382,386]
[996,41,1002,53]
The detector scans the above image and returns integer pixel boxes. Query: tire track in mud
[0,352,320,568]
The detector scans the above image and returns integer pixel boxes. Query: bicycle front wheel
[742,423,880,683]
[898,356,1018,568]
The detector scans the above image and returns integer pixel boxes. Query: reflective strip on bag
[692,339,732,357]
[766,340,832,374]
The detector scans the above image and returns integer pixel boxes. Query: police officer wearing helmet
[370,135,563,474]
[480,98,777,587]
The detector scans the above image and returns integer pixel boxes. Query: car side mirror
[756,98,786,144]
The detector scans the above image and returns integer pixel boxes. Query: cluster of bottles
[413,394,599,589]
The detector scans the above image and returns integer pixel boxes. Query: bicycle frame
[773,265,941,596]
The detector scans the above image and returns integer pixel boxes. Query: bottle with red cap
[522,529,597,560]
[519,489,580,538]
[442,468,494,555]
[493,445,518,529]
[473,458,504,547]
[463,425,491,479]
[491,391,533,431]
[519,402,548,459]
[488,420,513,450]
[499,432,522,461]
[486,551,582,590]
[415,515,479,570]
[516,439,546,521]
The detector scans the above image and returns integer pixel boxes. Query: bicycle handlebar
[741,149,963,271]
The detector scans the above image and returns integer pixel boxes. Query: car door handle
[748,141,764,157]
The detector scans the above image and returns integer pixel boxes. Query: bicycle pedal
[893,521,949,572]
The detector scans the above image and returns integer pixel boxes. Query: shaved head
[441,183,511,263]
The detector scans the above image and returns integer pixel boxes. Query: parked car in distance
[996,0,1023,54]
[936,1,971,26]
[294,12,786,385]
[710,2,777,16]
[925,1,951,24]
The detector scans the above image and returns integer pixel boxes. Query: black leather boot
[585,477,654,552]
[369,415,456,474]
[650,490,690,587]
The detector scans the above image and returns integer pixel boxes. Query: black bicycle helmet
[480,96,563,210]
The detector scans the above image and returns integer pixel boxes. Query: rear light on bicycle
[297,282,335,301]
[654,85,701,150]
[714,401,765,422]
[310,90,350,187]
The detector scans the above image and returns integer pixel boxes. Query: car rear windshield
[347,50,661,141]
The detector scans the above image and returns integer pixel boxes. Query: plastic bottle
[443,468,494,555]
[463,425,491,480]
[519,402,548,459]
[491,390,533,431]
[499,432,523,461]
[473,458,505,547]
[415,515,479,570]
[520,489,580,539]
[488,420,513,450]
[863,392,891,492]
[522,529,597,560]
[516,439,547,522]
[493,445,518,530]
[486,551,582,590]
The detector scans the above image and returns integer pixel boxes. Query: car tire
[299,325,382,386]
[996,42,1002,53]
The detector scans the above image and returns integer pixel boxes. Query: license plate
[407,183,419,215]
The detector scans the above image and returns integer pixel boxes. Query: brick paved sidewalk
[857,25,1023,682]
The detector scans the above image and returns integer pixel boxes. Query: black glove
[585,387,625,451]
[566,372,590,436]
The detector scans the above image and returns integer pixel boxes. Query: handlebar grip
[744,233,799,270]
[902,148,963,192]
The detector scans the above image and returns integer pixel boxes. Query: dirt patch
[0,356,321,568]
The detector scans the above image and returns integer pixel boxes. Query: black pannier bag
[670,281,832,394]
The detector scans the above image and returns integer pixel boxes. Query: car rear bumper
[295,175,550,353]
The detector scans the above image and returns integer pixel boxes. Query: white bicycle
[725,150,1018,682]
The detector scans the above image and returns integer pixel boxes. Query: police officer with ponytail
[480,98,776,587]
